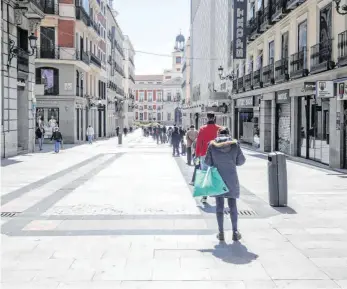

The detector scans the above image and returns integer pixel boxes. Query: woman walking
[204,128,246,242]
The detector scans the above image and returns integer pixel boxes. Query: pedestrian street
[1,129,347,289]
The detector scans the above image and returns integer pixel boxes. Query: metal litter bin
[268,152,288,207]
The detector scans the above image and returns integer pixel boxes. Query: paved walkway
[1,129,347,288]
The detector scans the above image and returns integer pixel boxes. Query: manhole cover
[1,212,20,218]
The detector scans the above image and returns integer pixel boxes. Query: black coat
[172,131,181,145]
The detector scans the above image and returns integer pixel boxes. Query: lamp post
[332,0,347,15]
[218,65,235,81]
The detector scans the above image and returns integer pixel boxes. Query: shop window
[36,107,59,138]
[36,67,59,95]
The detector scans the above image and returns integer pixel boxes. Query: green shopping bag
[193,167,229,197]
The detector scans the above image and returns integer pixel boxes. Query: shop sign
[276,90,290,103]
[303,82,316,92]
[316,80,334,98]
[236,96,254,107]
[233,0,247,59]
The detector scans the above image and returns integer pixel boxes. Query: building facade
[123,35,135,129]
[230,0,347,169]
[106,4,125,137]
[134,34,184,126]
[188,0,232,128]
[1,0,44,157]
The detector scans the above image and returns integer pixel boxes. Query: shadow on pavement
[198,202,216,214]
[201,242,258,265]
[272,206,297,214]
[0,158,23,167]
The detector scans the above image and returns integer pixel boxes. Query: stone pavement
[1,129,347,289]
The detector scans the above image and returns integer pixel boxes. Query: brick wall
[59,0,73,4]
[58,20,74,47]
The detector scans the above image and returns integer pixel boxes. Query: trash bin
[268,152,288,207]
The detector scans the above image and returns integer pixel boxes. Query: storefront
[275,90,291,154]
[297,85,331,165]
[234,96,259,144]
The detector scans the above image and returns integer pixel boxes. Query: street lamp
[218,65,235,81]
[28,33,38,54]
[332,0,347,15]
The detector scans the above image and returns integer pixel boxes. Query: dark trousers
[215,197,238,233]
[173,143,180,156]
[187,147,192,165]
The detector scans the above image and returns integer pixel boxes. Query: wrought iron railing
[310,39,334,73]
[290,49,308,78]
[244,73,253,90]
[263,62,274,85]
[232,79,238,94]
[17,48,29,73]
[115,62,125,77]
[90,53,101,67]
[36,46,60,59]
[237,77,244,92]
[40,0,59,14]
[259,5,272,30]
[271,0,287,21]
[253,69,263,88]
[247,16,260,41]
[274,58,289,82]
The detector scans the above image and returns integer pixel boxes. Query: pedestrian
[124,127,128,136]
[186,125,198,166]
[116,126,120,137]
[171,126,181,156]
[51,127,63,153]
[167,127,173,146]
[86,125,94,144]
[35,126,45,151]
[195,112,222,204]
[189,140,200,186]
[204,127,246,242]
[162,126,167,143]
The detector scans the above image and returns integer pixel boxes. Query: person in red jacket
[195,112,221,203]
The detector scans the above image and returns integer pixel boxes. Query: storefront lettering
[276,90,289,103]
[237,97,253,107]
[233,0,247,59]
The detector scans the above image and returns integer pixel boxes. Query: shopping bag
[193,167,229,197]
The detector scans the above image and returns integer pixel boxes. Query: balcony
[90,53,101,68]
[259,6,272,32]
[290,50,309,79]
[17,48,29,73]
[182,62,187,72]
[129,74,135,84]
[262,62,274,87]
[114,40,124,58]
[75,6,90,27]
[108,55,112,65]
[90,19,100,35]
[116,87,124,97]
[247,16,261,41]
[310,40,335,74]
[36,46,60,59]
[244,73,253,91]
[337,30,347,67]
[232,79,238,94]
[274,58,289,83]
[181,80,186,88]
[253,69,263,89]
[129,57,135,66]
[237,77,244,93]
[271,0,288,22]
[115,62,125,77]
[17,0,45,18]
[108,81,117,92]
[286,0,306,10]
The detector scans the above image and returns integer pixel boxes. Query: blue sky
[114,0,190,75]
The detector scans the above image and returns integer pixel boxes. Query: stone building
[1,0,44,157]
[231,0,347,169]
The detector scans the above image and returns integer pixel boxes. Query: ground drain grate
[1,212,20,218]
[238,210,257,216]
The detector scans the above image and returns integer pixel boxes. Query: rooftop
[135,75,163,81]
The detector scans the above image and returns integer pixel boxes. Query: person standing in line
[124,127,128,136]
[116,126,120,137]
[51,127,63,153]
[186,125,198,166]
[195,112,221,204]
[171,126,181,156]
[167,127,173,146]
[189,139,200,186]
[162,125,167,143]
[35,126,45,151]
[204,128,246,242]
[86,125,94,144]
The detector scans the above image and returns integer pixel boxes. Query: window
[157,82,162,84]
[165,76,171,80]
[140,113,143,121]
[139,91,144,101]
[177,68,180,71]
[257,0,262,10]
[36,67,59,95]
[76,70,80,96]
[98,80,106,99]
[320,4,332,42]
[167,112,171,121]
[298,21,307,51]
[148,82,153,84]
[167,92,172,101]
[281,32,289,59]
[176,56,182,64]
[268,41,274,64]
[147,91,153,101]
[157,91,162,101]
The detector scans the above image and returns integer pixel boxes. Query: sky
[113,0,190,75]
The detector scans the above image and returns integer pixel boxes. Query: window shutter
[35,68,41,84]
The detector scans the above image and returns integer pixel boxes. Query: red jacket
[195,123,221,157]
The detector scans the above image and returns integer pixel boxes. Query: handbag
[193,167,229,197]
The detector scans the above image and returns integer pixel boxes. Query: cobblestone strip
[1,154,103,205]
[1,153,124,236]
